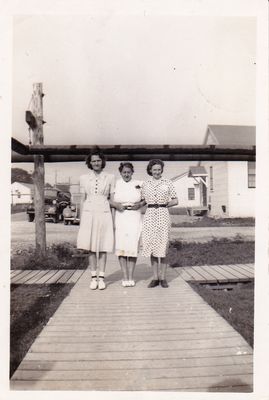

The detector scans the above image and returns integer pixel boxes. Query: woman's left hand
[129,202,142,210]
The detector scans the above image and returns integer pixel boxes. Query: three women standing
[77,151,178,290]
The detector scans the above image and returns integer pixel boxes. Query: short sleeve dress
[141,178,177,258]
[76,170,115,252]
[113,178,143,257]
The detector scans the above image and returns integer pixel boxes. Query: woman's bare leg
[118,256,128,281]
[159,257,167,280]
[128,257,137,281]
[151,255,159,280]
[98,252,107,290]
[89,251,98,290]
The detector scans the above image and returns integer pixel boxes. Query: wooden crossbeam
[11,140,256,162]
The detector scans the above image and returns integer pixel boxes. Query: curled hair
[118,162,134,173]
[146,159,164,176]
[85,146,106,170]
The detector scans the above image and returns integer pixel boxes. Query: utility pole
[32,83,46,255]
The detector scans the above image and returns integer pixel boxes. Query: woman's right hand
[116,202,125,212]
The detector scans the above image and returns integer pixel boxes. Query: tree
[11,168,33,184]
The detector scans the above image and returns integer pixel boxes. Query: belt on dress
[147,204,167,208]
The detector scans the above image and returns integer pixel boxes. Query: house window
[209,166,213,191]
[248,161,255,188]
[188,188,195,200]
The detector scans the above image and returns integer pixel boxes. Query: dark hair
[146,159,164,176]
[118,162,134,173]
[85,147,106,170]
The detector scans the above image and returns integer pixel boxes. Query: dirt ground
[11,212,255,254]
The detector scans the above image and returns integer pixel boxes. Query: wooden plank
[23,345,252,362]
[190,266,218,283]
[36,270,59,284]
[11,270,34,284]
[67,269,85,283]
[10,270,21,277]
[12,364,253,381]
[217,265,250,281]
[45,270,66,284]
[227,264,253,279]
[182,267,206,282]
[183,265,225,282]
[10,373,253,391]
[26,270,51,284]
[174,267,193,281]
[57,270,76,284]
[179,267,201,281]
[16,270,41,284]
[19,354,253,370]
[202,265,231,282]
[235,264,254,277]
[34,332,239,344]
[30,336,249,353]
[40,327,235,337]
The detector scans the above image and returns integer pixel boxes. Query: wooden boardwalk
[10,263,254,285]
[10,256,253,392]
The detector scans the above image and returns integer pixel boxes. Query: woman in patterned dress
[110,162,144,287]
[141,159,178,288]
[77,148,115,290]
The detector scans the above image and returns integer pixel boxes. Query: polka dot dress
[141,178,177,258]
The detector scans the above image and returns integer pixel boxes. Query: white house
[171,166,208,214]
[200,125,255,218]
[11,182,34,205]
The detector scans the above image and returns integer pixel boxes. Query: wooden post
[32,83,46,255]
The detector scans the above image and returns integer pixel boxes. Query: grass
[171,215,255,227]
[11,242,88,270]
[190,281,254,347]
[10,283,74,378]
[167,237,255,267]
[11,238,255,271]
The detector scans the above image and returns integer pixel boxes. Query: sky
[11,14,256,183]
[13,15,256,145]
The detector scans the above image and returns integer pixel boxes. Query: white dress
[114,179,143,257]
[77,171,115,252]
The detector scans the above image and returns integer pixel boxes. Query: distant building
[172,166,208,215]
[200,125,255,218]
[11,182,34,205]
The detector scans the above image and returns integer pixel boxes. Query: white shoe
[90,278,98,290]
[122,280,128,287]
[128,280,135,287]
[98,278,106,290]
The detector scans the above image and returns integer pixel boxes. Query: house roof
[171,171,188,182]
[55,184,70,192]
[205,125,255,146]
[12,182,34,190]
[188,166,207,177]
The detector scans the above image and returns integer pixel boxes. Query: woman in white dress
[141,159,178,288]
[77,147,115,290]
[111,162,145,287]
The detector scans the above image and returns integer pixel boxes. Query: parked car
[62,193,81,225]
[26,188,71,223]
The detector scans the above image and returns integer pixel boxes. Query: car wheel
[28,214,35,222]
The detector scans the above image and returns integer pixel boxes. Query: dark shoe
[147,279,159,288]
[160,279,169,288]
